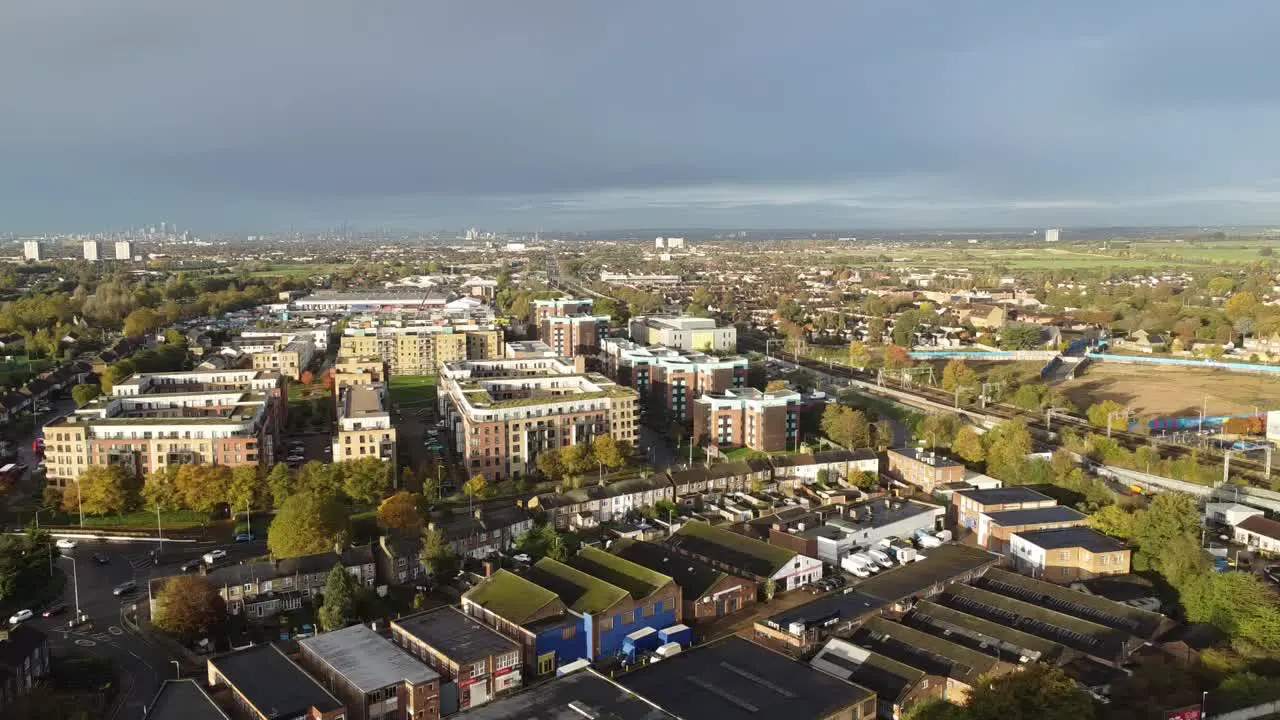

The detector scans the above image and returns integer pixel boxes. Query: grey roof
[856,543,1001,604]
[392,607,519,664]
[299,624,439,693]
[891,447,963,468]
[457,669,668,720]
[984,506,1086,527]
[616,636,874,720]
[831,498,943,533]
[144,680,229,720]
[1013,527,1127,553]
[954,487,1054,506]
[210,644,343,716]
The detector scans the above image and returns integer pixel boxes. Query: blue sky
[3,1,1280,232]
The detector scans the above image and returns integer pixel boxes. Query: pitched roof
[1238,514,1280,541]
[462,569,562,625]
[567,546,672,600]
[609,538,729,600]
[526,558,630,614]
[298,624,439,692]
[666,520,796,578]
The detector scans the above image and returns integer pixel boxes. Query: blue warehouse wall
[534,615,589,669]
[593,598,680,660]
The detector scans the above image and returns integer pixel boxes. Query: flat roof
[343,384,386,417]
[665,521,795,578]
[983,506,1086,527]
[299,624,438,693]
[890,447,963,468]
[616,636,874,720]
[1013,527,1127,554]
[144,680,229,720]
[831,498,943,533]
[810,638,924,703]
[392,607,518,664]
[765,590,885,631]
[955,487,1053,506]
[856,543,1001,603]
[462,569,562,626]
[457,669,667,720]
[210,644,343,716]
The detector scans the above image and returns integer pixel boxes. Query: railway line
[774,349,1275,488]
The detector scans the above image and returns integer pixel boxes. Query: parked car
[41,603,68,618]
[512,553,532,564]
[55,538,76,550]
[8,609,33,625]
[113,580,138,597]
[92,552,110,565]
[234,533,256,543]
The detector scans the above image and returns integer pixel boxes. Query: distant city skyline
[4,3,1280,232]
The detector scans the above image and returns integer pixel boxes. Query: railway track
[775,350,1274,488]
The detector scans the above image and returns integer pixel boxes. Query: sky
[4,1,1280,232]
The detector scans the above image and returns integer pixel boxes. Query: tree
[536,449,565,480]
[591,435,626,471]
[297,460,343,498]
[71,384,101,407]
[919,413,962,448]
[462,474,488,499]
[153,576,225,641]
[420,527,457,578]
[377,491,424,534]
[560,443,594,475]
[873,418,895,450]
[318,564,360,632]
[516,523,569,562]
[848,341,871,369]
[951,426,986,463]
[267,463,294,508]
[1224,292,1260,323]
[965,664,1095,720]
[764,379,790,392]
[983,420,1034,483]
[227,466,265,514]
[820,405,871,449]
[762,578,776,601]
[70,465,137,516]
[174,464,231,513]
[882,344,911,372]
[999,323,1047,350]
[122,307,162,338]
[340,457,393,504]
[1087,505,1139,541]
[268,491,348,558]
[940,359,978,394]
[867,316,886,345]
[1086,400,1127,431]
[300,370,314,386]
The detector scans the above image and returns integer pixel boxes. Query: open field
[828,240,1274,271]
[1059,362,1280,419]
[248,263,348,278]
[389,374,438,407]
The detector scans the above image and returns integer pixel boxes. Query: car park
[8,609,33,625]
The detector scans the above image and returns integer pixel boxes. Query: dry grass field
[1060,362,1280,419]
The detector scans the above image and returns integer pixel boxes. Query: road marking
[75,639,96,646]
[108,625,123,635]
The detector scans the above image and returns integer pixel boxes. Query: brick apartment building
[533,298,609,359]
[391,607,522,711]
[693,387,802,452]
[207,644,346,720]
[298,624,441,720]
[886,448,966,494]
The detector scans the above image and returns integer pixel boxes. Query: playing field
[388,375,438,407]
[1060,362,1280,419]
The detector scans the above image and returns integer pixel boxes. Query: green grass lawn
[74,509,210,530]
[248,263,349,279]
[721,446,800,461]
[389,375,438,407]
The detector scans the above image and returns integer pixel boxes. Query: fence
[908,350,1060,361]
[1211,699,1280,720]
[1086,352,1280,376]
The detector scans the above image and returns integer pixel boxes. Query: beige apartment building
[438,358,639,482]
[339,327,503,375]
[42,369,286,489]
[331,357,388,397]
[251,338,316,380]
[332,383,397,462]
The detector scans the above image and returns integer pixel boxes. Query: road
[4,394,79,520]
[15,536,270,717]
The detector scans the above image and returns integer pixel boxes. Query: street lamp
[58,554,81,620]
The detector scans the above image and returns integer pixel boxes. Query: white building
[83,240,101,261]
[22,240,41,262]
[114,240,133,260]
[1233,515,1280,554]
[665,237,685,249]
[1045,228,1060,243]
[628,315,737,353]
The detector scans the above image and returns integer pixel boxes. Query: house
[609,538,757,621]
[144,679,229,720]
[1121,329,1168,353]
[811,637,940,720]
[1234,515,1280,554]
[0,626,49,711]
[952,487,1057,533]
[977,506,1087,553]
[1203,502,1263,530]
[1009,527,1132,583]
[391,607,523,711]
[887,448,966,494]
[432,505,533,560]
[665,520,822,592]
[152,546,377,622]
[617,635,877,720]
[207,644,345,720]
[298,623,441,720]
[771,449,879,486]
[956,304,1007,330]
[376,534,426,587]
[529,475,672,530]
[668,459,770,500]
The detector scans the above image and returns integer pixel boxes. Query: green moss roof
[527,558,629,615]
[568,546,672,600]
[675,520,796,573]
[462,569,561,625]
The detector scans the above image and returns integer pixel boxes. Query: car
[55,538,76,550]
[203,549,228,564]
[92,552,110,565]
[512,553,531,564]
[180,559,203,573]
[41,603,67,618]
[286,453,305,462]
[1264,565,1280,586]
[112,580,138,597]
[322,446,332,456]
[8,609,33,625]
[234,533,256,543]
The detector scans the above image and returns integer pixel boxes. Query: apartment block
[298,624,441,720]
[391,607,522,711]
[0,626,49,710]
[114,240,133,260]
[1010,527,1132,582]
[886,448,966,494]
[333,383,397,462]
[438,358,639,483]
[693,387,801,452]
[629,315,737,353]
[539,314,608,359]
[42,369,285,489]
[600,339,747,419]
[532,298,595,323]
[240,325,331,352]
[339,326,503,375]
[977,506,1088,553]
[251,337,316,380]
[952,487,1056,533]
[332,357,389,397]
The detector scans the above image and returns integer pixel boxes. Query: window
[562,626,576,640]
[495,652,519,670]
[643,602,655,618]
[599,616,614,632]
[1058,551,1071,561]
